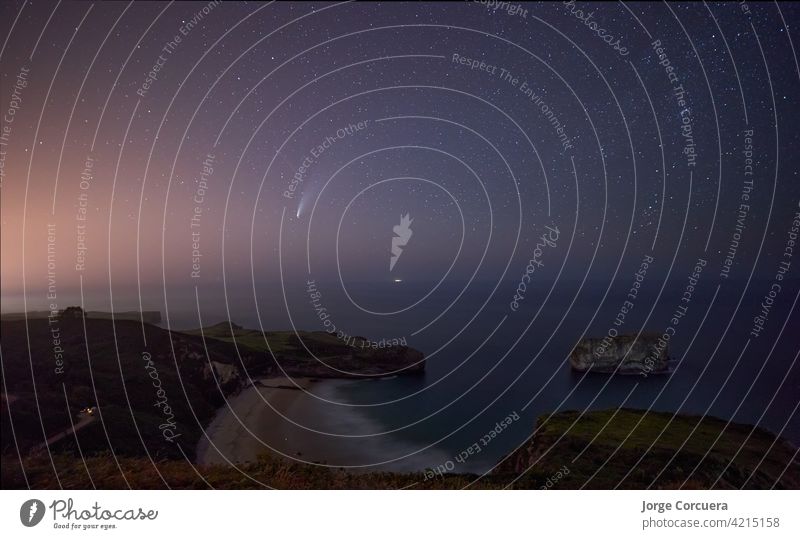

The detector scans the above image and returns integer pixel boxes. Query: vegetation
[3,408,796,489]
[0,318,253,460]
[184,322,424,377]
[499,409,799,489]
[2,319,796,489]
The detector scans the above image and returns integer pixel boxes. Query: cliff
[569,332,669,375]
[185,324,425,378]
[496,409,799,489]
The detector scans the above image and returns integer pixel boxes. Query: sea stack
[569,332,669,375]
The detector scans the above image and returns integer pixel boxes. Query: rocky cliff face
[569,332,668,375]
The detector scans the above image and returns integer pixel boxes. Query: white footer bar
[1,490,796,538]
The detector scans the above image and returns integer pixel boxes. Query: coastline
[196,376,319,467]
[196,376,450,472]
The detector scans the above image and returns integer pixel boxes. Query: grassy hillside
[499,409,799,489]
[3,409,796,489]
[184,322,424,377]
[0,318,257,460]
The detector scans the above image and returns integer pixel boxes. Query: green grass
[507,409,798,489]
[183,323,350,356]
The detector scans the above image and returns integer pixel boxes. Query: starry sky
[1,1,799,316]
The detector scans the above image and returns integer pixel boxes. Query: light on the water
[394,278,402,283]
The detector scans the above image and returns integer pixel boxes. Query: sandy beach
[196,376,320,467]
[196,376,448,471]
[196,376,396,469]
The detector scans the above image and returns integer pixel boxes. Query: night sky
[3,0,800,487]
[1,1,799,318]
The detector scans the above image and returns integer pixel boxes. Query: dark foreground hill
[0,318,256,461]
[2,407,797,489]
[497,409,799,489]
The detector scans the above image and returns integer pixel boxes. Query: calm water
[330,280,799,471]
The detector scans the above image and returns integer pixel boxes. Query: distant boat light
[394,278,402,283]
